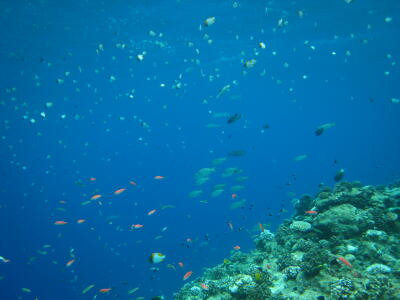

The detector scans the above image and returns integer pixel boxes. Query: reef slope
[174,182,400,300]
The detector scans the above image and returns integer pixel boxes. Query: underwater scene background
[0,0,399,299]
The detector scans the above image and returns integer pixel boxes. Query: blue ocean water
[0,0,399,299]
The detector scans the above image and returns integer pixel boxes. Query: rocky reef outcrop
[174,182,400,300]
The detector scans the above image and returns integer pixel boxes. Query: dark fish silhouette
[227,113,241,124]
[334,169,345,182]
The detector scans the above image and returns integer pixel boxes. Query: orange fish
[183,271,193,280]
[114,188,126,195]
[65,259,76,267]
[131,224,144,229]
[231,193,238,199]
[89,177,96,181]
[76,219,86,224]
[233,246,241,250]
[99,288,111,293]
[178,262,184,268]
[154,176,165,180]
[337,256,352,268]
[305,210,318,215]
[259,223,265,232]
[200,283,209,290]
[54,221,68,225]
[147,209,157,216]
[129,181,137,186]
[90,194,102,200]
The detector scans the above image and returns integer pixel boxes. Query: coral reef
[174,182,400,299]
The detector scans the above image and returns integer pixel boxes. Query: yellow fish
[149,253,166,264]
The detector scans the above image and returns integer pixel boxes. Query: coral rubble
[174,182,400,299]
